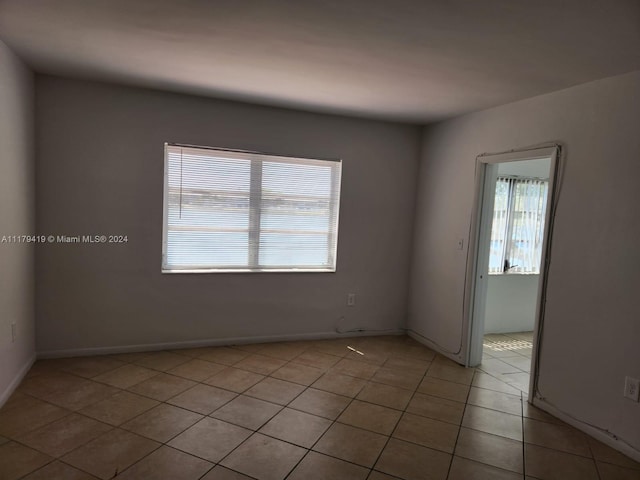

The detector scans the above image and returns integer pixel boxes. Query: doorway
[466,146,559,402]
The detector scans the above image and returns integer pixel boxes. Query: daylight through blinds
[163,145,342,272]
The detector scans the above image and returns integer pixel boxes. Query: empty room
[0,1,639,479]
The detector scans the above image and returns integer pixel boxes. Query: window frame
[488,175,549,275]
[161,143,342,274]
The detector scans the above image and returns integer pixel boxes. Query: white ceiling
[1,0,638,123]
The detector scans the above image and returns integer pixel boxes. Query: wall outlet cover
[624,376,639,402]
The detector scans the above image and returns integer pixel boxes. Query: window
[489,176,548,274]
[162,144,342,273]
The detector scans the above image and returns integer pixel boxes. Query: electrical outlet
[11,322,16,343]
[347,293,356,306]
[624,376,639,402]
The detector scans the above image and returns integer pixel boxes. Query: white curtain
[489,177,548,274]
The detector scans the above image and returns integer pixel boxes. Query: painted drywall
[0,41,35,405]
[35,76,421,354]
[409,70,640,453]
[484,274,538,334]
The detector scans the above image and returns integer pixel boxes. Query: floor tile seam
[450,452,526,477]
[423,372,474,387]
[446,369,478,480]
[524,441,606,461]
[17,411,117,456]
[121,401,205,443]
[366,355,435,474]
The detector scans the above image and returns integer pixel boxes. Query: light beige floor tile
[60,356,126,378]
[522,402,563,425]
[384,355,430,375]
[501,356,532,372]
[45,379,119,411]
[121,404,203,442]
[588,437,640,470]
[232,354,287,375]
[211,395,282,430]
[167,384,237,414]
[0,442,52,480]
[393,412,459,453]
[312,341,352,357]
[115,445,212,480]
[198,347,250,366]
[288,388,351,420]
[61,429,160,480]
[597,461,640,480]
[472,372,522,396]
[0,395,69,438]
[368,472,400,480]
[259,408,331,448]
[168,418,251,463]
[467,387,522,416]
[167,359,226,381]
[370,366,423,390]
[417,377,470,402]
[313,422,387,467]
[93,364,160,389]
[397,345,437,362]
[204,367,265,392]
[108,352,151,363]
[271,363,324,386]
[375,438,450,480]
[500,372,530,393]
[427,362,475,385]
[244,377,305,405]
[406,392,465,425]
[448,456,523,480]
[525,444,599,480]
[455,427,523,473]
[21,460,99,479]
[524,417,591,457]
[292,350,341,370]
[80,391,159,426]
[201,466,254,479]
[128,373,196,401]
[462,405,522,441]
[312,372,367,397]
[17,413,112,457]
[344,349,388,366]
[479,358,522,376]
[356,382,413,410]
[220,433,307,480]
[18,371,87,399]
[134,351,190,371]
[337,400,401,435]
[257,343,310,361]
[287,451,369,480]
[331,358,380,379]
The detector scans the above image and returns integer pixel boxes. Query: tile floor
[1,334,639,480]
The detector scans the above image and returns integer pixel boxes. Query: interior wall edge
[0,353,36,408]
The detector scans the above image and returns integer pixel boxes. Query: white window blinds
[489,177,548,274]
[162,144,342,272]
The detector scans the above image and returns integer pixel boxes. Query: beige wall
[35,76,421,355]
[0,41,35,404]
[409,70,640,454]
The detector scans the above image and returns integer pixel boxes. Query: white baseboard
[532,396,640,463]
[37,329,406,359]
[406,328,466,366]
[0,353,36,408]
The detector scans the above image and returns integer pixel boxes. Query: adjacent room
[0,1,639,479]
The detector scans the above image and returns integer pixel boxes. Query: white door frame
[464,145,559,403]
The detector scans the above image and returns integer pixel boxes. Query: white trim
[37,329,406,359]
[0,353,36,408]
[532,397,640,463]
